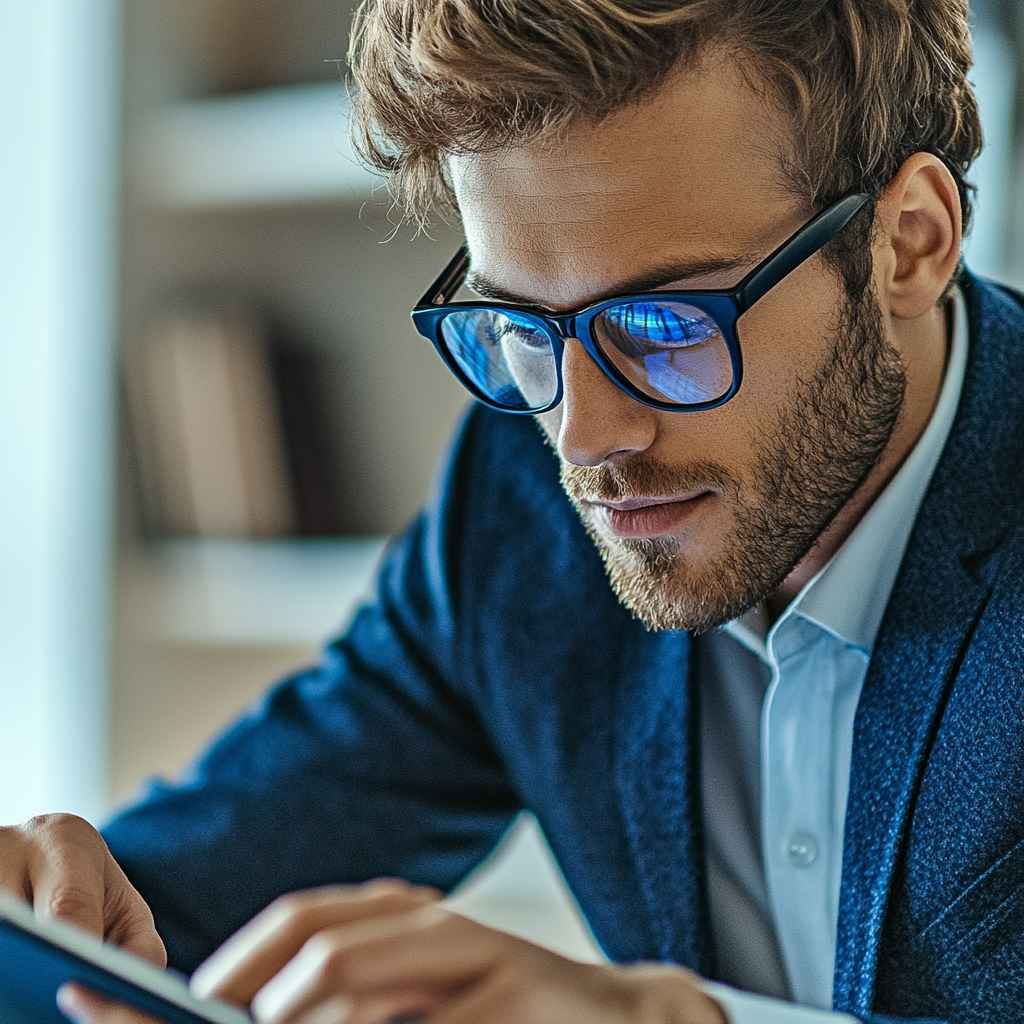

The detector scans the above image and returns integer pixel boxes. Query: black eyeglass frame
[411,191,872,414]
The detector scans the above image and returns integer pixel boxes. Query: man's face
[449,56,906,635]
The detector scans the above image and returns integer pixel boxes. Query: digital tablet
[0,890,251,1024]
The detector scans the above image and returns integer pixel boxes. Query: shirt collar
[723,285,969,657]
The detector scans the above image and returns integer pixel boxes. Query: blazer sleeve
[699,981,948,1024]
[99,407,521,975]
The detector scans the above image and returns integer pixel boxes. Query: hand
[184,880,728,1024]
[56,877,730,1024]
[0,812,165,965]
[56,879,445,1024]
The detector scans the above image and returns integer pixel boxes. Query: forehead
[448,55,796,307]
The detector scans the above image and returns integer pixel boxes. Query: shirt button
[785,831,819,867]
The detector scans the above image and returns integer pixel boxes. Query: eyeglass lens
[439,299,732,411]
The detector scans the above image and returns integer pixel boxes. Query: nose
[553,337,657,467]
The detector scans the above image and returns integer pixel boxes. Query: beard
[547,280,907,635]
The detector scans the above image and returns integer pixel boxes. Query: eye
[598,301,723,356]
[494,319,550,350]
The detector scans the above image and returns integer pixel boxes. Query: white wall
[961,13,1018,281]
[0,1,120,824]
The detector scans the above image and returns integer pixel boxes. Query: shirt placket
[760,618,838,1010]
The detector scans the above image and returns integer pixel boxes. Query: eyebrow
[464,251,761,309]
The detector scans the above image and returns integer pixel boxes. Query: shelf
[120,536,389,647]
[131,82,383,210]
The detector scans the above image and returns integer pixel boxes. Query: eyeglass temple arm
[735,193,870,312]
[414,244,471,309]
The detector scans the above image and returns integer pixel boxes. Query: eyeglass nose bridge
[544,311,583,342]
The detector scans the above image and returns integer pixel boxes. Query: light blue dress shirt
[695,287,968,1024]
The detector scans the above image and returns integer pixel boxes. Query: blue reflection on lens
[595,299,731,404]
[440,308,557,411]
[603,302,718,347]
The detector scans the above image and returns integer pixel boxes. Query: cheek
[733,267,838,417]
[655,405,756,487]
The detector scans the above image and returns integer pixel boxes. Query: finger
[422,964,615,1024]
[0,851,31,902]
[99,858,168,968]
[23,817,105,938]
[347,988,446,1024]
[190,881,441,1006]
[56,982,164,1024]
[248,908,511,1022]
[101,909,168,970]
[421,974,511,1024]
[27,819,107,940]
[292,989,446,1024]
[303,908,515,993]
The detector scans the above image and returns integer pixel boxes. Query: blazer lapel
[832,272,1021,1016]
[613,621,713,974]
[830,537,995,1014]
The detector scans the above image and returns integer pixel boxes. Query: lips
[589,492,714,539]
[586,491,710,512]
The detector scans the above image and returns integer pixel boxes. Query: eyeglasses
[411,191,871,414]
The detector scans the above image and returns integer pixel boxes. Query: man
[3,1,1021,1022]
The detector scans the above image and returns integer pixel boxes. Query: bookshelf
[113,0,471,765]
[119,536,388,646]
[131,82,378,210]
[111,0,599,964]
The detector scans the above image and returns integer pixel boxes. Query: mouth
[586,490,710,512]
[584,491,714,539]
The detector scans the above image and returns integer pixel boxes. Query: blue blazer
[101,270,1024,1024]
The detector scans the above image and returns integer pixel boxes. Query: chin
[596,537,763,636]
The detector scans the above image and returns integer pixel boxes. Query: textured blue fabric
[100,270,1024,1023]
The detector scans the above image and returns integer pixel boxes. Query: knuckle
[120,885,157,928]
[363,879,424,905]
[621,964,703,1024]
[375,889,438,914]
[267,891,308,920]
[47,882,98,920]
[24,812,90,835]
[267,895,324,942]
[115,891,165,958]
[363,877,410,893]
[412,902,453,929]
[305,935,352,985]
[103,881,138,918]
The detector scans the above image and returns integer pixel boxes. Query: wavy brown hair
[348,0,981,292]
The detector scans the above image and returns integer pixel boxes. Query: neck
[765,298,953,626]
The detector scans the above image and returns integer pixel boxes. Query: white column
[0,1,120,824]
[962,13,1018,280]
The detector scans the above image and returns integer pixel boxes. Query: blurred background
[1,0,1021,965]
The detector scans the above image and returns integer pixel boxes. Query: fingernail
[56,985,84,1020]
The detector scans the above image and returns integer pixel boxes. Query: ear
[872,153,962,319]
